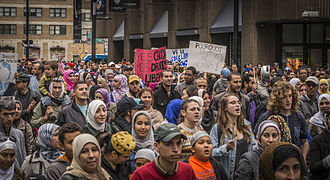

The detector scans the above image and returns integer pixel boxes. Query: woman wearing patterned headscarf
[110,74,129,103]
[21,123,61,177]
[60,134,111,180]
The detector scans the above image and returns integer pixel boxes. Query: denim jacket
[210,120,256,180]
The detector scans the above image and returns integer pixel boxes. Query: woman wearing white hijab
[83,100,119,137]
[60,134,111,180]
[308,94,330,137]
[0,137,25,180]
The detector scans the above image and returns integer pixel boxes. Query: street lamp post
[91,0,96,62]
[25,0,29,59]
[233,0,238,67]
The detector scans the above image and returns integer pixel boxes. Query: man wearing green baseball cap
[131,123,196,180]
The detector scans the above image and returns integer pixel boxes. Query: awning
[129,34,143,40]
[112,21,124,41]
[150,11,168,38]
[176,28,200,36]
[210,0,242,33]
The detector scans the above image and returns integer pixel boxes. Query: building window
[24,25,42,35]
[282,24,303,44]
[49,8,66,18]
[84,13,91,21]
[24,8,42,17]
[0,7,16,16]
[0,24,16,34]
[49,25,66,35]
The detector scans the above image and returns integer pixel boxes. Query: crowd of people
[0,57,330,180]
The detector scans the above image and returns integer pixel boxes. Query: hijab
[36,123,61,163]
[112,74,129,103]
[131,111,154,150]
[310,94,330,128]
[256,120,281,151]
[267,115,292,143]
[49,80,65,99]
[0,138,16,180]
[63,134,110,180]
[319,79,330,95]
[64,70,75,91]
[259,142,307,180]
[165,99,184,124]
[105,69,114,86]
[96,88,110,110]
[289,78,300,88]
[87,100,107,132]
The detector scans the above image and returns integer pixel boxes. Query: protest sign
[0,53,18,95]
[167,48,188,67]
[188,41,226,74]
[134,47,167,86]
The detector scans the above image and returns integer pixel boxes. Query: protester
[298,76,319,122]
[182,86,197,101]
[134,149,156,170]
[257,73,270,100]
[105,69,115,91]
[138,87,164,129]
[0,137,26,179]
[59,133,111,180]
[259,142,307,180]
[46,122,82,180]
[184,131,228,180]
[153,70,181,116]
[29,62,44,95]
[235,120,281,180]
[63,70,76,93]
[39,61,66,97]
[175,66,198,95]
[210,93,255,180]
[309,108,330,179]
[319,79,330,95]
[198,89,216,133]
[213,68,230,96]
[95,88,117,121]
[195,77,207,90]
[308,94,330,137]
[127,75,141,99]
[22,123,61,177]
[111,74,129,103]
[164,99,184,124]
[298,67,308,83]
[131,123,196,180]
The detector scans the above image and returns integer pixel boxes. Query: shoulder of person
[60,174,81,180]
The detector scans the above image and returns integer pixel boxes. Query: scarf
[256,120,281,151]
[96,88,110,110]
[289,78,300,88]
[267,115,292,143]
[310,94,330,128]
[165,99,184,124]
[131,111,154,150]
[63,134,110,180]
[0,139,16,180]
[87,100,107,132]
[105,69,114,87]
[63,70,75,91]
[36,123,61,163]
[48,80,66,105]
[319,79,330,95]
[112,74,129,103]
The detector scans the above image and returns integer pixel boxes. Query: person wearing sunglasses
[0,136,26,179]
[298,76,319,123]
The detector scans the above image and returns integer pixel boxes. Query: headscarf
[289,78,300,88]
[319,79,330,95]
[48,80,65,103]
[259,142,307,180]
[63,134,110,180]
[165,99,184,124]
[267,115,292,143]
[197,89,206,98]
[309,94,330,128]
[95,88,110,110]
[112,74,129,103]
[36,123,61,163]
[132,111,154,150]
[0,138,16,180]
[256,120,281,151]
[63,70,75,91]
[87,100,107,132]
[105,69,114,87]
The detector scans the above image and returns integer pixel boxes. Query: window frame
[0,24,16,34]
[0,7,16,16]
[49,8,66,18]
[24,24,42,35]
[49,25,66,35]
[24,8,42,17]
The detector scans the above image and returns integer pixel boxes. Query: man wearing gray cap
[131,123,196,180]
[298,76,319,122]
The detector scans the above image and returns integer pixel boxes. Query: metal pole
[91,0,96,62]
[25,0,29,59]
[233,0,238,66]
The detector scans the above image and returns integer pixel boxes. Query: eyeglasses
[0,136,16,143]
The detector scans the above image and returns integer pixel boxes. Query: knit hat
[134,149,156,162]
[111,131,136,156]
[190,131,210,146]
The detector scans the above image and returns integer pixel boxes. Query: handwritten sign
[167,48,188,66]
[134,47,167,85]
[0,53,18,95]
[188,41,226,74]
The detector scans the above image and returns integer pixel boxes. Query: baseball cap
[154,123,187,143]
[129,75,140,84]
[306,76,319,85]
[111,131,136,156]
[115,64,120,69]
[116,96,145,113]
[16,73,30,83]
[108,62,115,67]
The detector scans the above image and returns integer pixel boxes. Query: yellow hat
[129,75,140,84]
[111,131,136,156]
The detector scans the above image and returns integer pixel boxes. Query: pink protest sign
[134,47,167,86]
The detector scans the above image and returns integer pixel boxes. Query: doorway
[305,46,330,68]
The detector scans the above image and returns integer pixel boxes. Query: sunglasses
[306,83,317,88]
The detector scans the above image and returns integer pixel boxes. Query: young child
[39,61,67,96]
